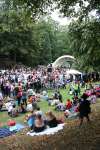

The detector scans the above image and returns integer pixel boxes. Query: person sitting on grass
[66,99,72,110]
[34,114,46,132]
[35,107,45,120]
[48,91,60,106]
[5,100,15,115]
[20,102,27,113]
[28,94,38,109]
[55,100,65,111]
[10,104,18,117]
[46,111,58,128]
[25,111,36,130]
[64,98,79,118]
[41,91,49,101]
[90,92,96,104]
[57,91,63,102]
[72,96,79,106]
[64,104,79,119]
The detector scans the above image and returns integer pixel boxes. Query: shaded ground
[0,99,100,150]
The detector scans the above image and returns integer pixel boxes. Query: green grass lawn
[0,82,97,125]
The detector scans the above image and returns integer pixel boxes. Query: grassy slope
[0,84,73,124]
[0,83,100,150]
[0,99,100,150]
[0,84,84,124]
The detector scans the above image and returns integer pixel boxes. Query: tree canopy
[9,0,100,19]
[0,0,100,71]
[68,18,100,71]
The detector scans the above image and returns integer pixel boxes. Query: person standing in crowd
[0,90,3,110]
[22,89,27,106]
[17,88,22,106]
[79,93,91,126]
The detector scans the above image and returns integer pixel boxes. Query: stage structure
[52,55,82,78]
[52,55,76,69]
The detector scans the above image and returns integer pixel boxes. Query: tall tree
[68,18,100,71]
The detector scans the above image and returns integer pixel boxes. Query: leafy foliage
[9,0,100,20]
[68,18,100,71]
[0,2,71,67]
[0,0,100,71]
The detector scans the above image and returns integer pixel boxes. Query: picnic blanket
[0,128,15,138]
[27,123,64,136]
[9,123,25,132]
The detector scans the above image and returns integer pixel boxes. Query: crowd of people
[0,65,100,132]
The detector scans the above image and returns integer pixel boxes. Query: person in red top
[17,90,22,106]
[66,99,72,110]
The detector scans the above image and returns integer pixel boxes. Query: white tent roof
[66,69,82,75]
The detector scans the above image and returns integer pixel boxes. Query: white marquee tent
[66,69,82,75]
